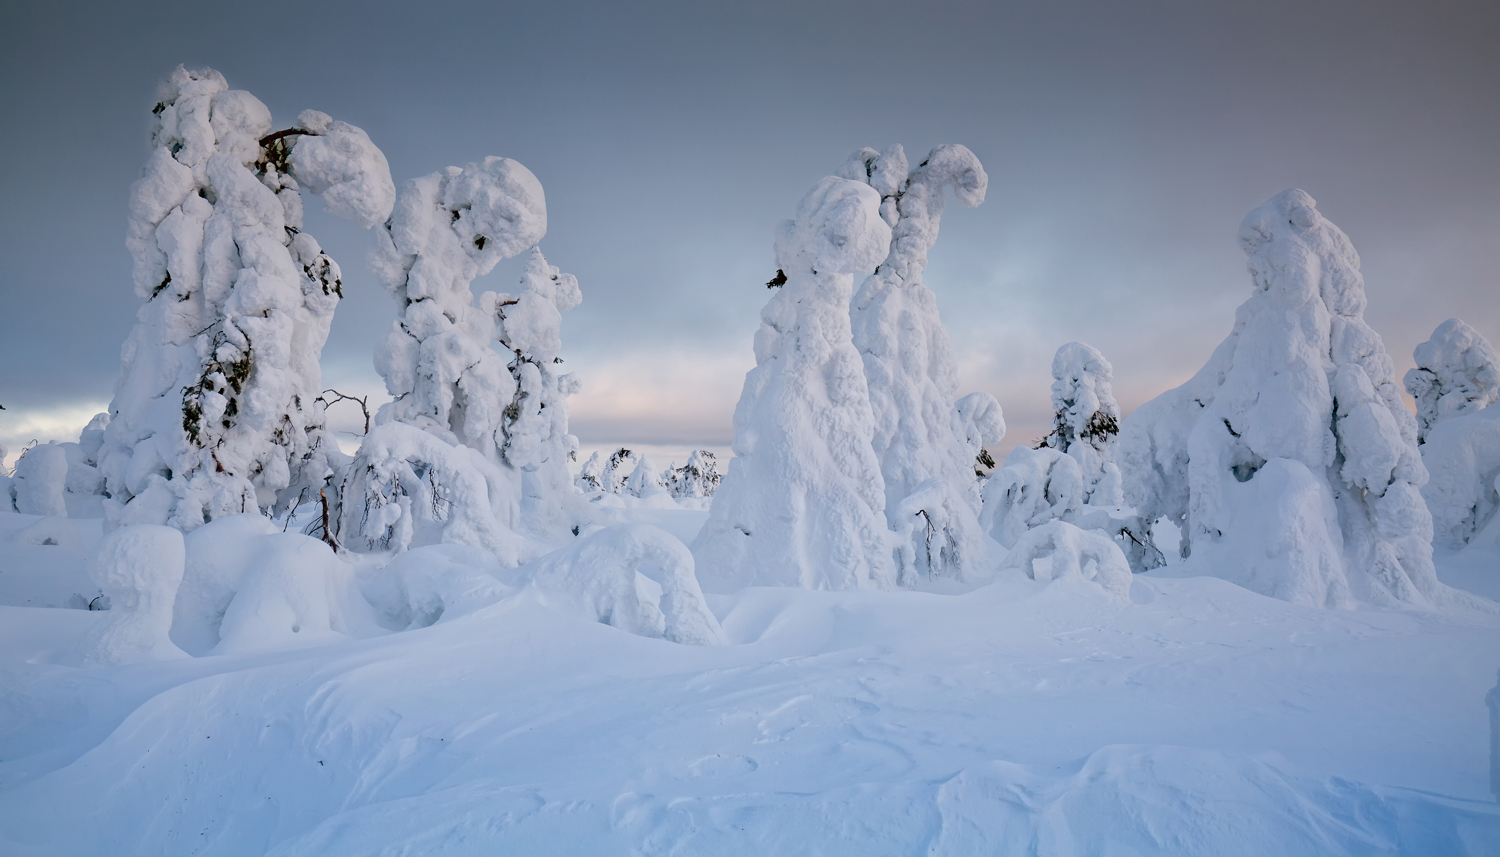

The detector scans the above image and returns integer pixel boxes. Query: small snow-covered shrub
[980,446,1085,549]
[1404,318,1499,444]
[693,175,895,592]
[1040,342,1123,506]
[13,444,68,518]
[998,520,1131,602]
[524,524,724,645]
[1118,189,1441,608]
[1420,403,1500,550]
[841,143,997,582]
[80,525,189,666]
[664,450,721,499]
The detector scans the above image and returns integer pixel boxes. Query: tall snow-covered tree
[693,176,895,592]
[97,66,394,531]
[1404,318,1499,444]
[1040,342,1123,506]
[1119,189,1444,608]
[838,143,1003,584]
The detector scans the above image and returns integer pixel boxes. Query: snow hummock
[79,524,188,666]
[1118,189,1447,609]
[1405,317,1500,445]
[842,144,1000,584]
[96,66,394,533]
[693,176,896,592]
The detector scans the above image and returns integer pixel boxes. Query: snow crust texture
[693,176,896,592]
[96,66,394,533]
[1405,318,1499,445]
[1119,189,1444,609]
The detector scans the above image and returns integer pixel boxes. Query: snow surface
[1,505,1497,854]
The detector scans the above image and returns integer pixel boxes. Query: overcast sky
[2,0,1496,466]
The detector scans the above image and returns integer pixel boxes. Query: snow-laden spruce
[980,446,1086,549]
[840,144,1003,584]
[96,66,394,532]
[1118,189,1443,608]
[1404,318,1499,445]
[693,176,895,592]
[1039,342,1123,506]
[664,450,721,499]
[349,155,582,555]
[1419,403,1500,550]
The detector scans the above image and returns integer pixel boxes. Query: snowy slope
[1,509,1497,855]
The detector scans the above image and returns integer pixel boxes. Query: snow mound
[523,524,725,645]
[1420,403,1500,550]
[694,176,895,592]
[360,543,509,632]
[1119,189,1444,609]
[79,524,188,666]
[980,445,1085,549]
[998,520,1132,601]
[1405,318,1500,444]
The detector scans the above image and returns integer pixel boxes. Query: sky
[1,0,1496,467]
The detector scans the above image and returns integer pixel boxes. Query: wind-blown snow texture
[1119,190,1446,609]
[1405,318,1500,445]
[96,67,394,533]
[842,144,1001,585]
[693,176,895,592]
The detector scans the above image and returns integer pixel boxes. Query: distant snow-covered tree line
[5,63,1498,669]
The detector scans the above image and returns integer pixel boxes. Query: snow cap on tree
[1042,342,1123,506]
[98,66,394,532]
[841,143,997,583]
[693,176,896,592]
[1404,318,1500,444]
[1119,189,1446,608]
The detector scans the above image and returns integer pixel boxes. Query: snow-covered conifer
[600,448,639,495]
[1040,342,1123,506]
[624,457,669,500]
[575,451,604,493]
[665,450,721,499]
[1419,403,1500,549]
[1404,318,1500,444]
[693,176,895,592]
[97,66,394,532]
[979,446,1085,548]
[840,144,999,583]
[1118,189,1443,608]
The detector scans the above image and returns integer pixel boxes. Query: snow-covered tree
[979,446,1086,549]
[1404,318,1500,444]
[599,448,639,495]
[97,66,394,532]
[575,451,604,493]
[664,450,721,499]
[1040,342,1123,506]
[693,176,895,592]
[348,155,582,553]
[1419,403,1500,550]
[1118,189,1443,608]
[839,144,1001,584]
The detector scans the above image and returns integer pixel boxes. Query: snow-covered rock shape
[980,446,1085,549]
[80,525,189,666]
[525,524,725,645]
[840,144,997,583]
[1041,342,1123,506]
[1404,318,1500,445]
[997,520,1132,602]
[96,66,394,533]
[693,176,895,592]
[1118,189,1441,608]
[1419,403,1500,550]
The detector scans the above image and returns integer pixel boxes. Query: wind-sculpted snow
[1040,342,1123,506]
[97,66,394,532]
[1119,189,1447,609]
[523,524,725,645]
[79,525,188,666]
[1405,318,1500,445]
[841,144,999,583]
[1420,403,1500,550]
[693,176,896,592]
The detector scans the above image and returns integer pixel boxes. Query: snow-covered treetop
[1044,342,1120,453]
[838,143,985,281]
[773,176,891,280]
[1404,317,1500,443]
[286,109,396,229]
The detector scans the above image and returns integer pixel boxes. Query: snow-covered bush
[1118,189,1442,608]
[524,524,725,645]
[693,176,895,592]
[1419,403,1500,550]
[1040,342,1123,506]
[841,144,998,583]
[979,446,1085,549]
[13,444,68,518]
[664,450,721,499]
[997,520,1132,602]
[80,524,189,666]
[357,156,582,551]
[337,422,526,565]
[97,66,394,532]
[1404,318,1499,444]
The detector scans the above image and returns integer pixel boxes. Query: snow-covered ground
[1,506,1496,855]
